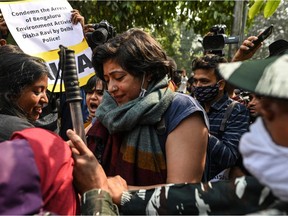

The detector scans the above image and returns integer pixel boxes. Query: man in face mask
[192,54,250,180]
[192,54,227,108]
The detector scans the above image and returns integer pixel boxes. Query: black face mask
[193,82,220,103]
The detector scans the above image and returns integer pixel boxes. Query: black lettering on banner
[48,62,59,80]
[47,54,92,82]
[77,54,93,73]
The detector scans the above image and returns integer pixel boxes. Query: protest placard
[0,0,94,92]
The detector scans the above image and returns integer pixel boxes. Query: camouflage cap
[219,54,288,99]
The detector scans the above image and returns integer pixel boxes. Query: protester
[0,140,42,215]
[83,74,107,132]
[0,9,112,215]
[0,45,49,141]
[0,55,110,214]
[89,28,209,188]
[0,127,79,215]
[67,53,288,216]
[0,9,89,136]
[0,49,112,214]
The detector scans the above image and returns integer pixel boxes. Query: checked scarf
[93,77,174,186]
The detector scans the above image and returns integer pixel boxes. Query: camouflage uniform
[81,176,288,215]
[81,189,119,215]
[120,176,287,215]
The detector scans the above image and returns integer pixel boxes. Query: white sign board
[0,0,94,92]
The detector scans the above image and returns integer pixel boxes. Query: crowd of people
[1,7,288,215]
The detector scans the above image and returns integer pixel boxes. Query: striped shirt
[206,93,250,179]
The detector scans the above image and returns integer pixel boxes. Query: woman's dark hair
[83,74,107,93]
[92,28,172,82]
[191,54,227,81]
[0,45,49,116]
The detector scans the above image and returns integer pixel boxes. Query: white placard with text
[0,0,94,91]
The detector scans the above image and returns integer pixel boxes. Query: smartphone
[251,25,274,47]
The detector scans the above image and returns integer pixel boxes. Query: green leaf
[214,11,218,19]
[248,0,264,20]
[264,0,281,18]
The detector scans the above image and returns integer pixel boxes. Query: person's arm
[120,176,277,215]
[70,9,96,39]
[83,23,96,36]
[232,36,261,62]
[228,36,262,96]
[165,112,208,183]
[67,129,109,193]
[81,189,119,215]
[70,9,84,27]
[65,131,277,215]
[70,9,88,37]
[66,129,120,215]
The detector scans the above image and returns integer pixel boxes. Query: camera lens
[91,28,109,45]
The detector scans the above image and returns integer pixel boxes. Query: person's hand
[83,23,95,36]
[0,13,9,37]
[107,175,128,205]
[66,129,109,195]
[71,9,84,27]
[232,36,261,62]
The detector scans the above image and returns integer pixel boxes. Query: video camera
[86,20,116,50]
[202,24,239,56]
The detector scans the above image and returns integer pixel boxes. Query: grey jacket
[0,114,34,142]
